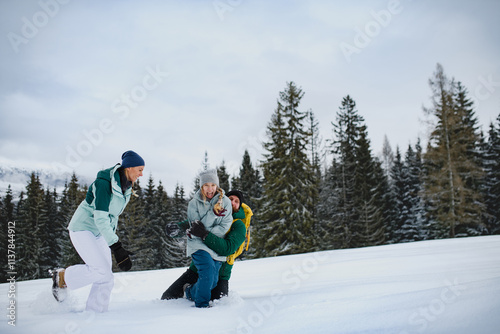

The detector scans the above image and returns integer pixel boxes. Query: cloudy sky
[1,0,499,192]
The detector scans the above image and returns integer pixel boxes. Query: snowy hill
[0,164,89,197]
[1,236,500,334]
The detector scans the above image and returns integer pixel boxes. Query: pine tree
[253,96,287,257]
[397,143,429,242]
[321,95,388,249]
[156,181,187,268]
[231,150,262,258]
[152,181,172,269]
[423,64,485,238]
[118,179,145,270]
[232,150,262,209]
[317,159,340,250]
[353,125,385,247]
[1,186,15,276]
[327,95,364,249]
[484,114,500,234]
[59,173,86,267]
[38,187,61,276]
[256,82,316,256]
[191,152,211,197]
[307,110,322,229]
[389,147,406,243]
[217,161,231,193]
[2,186,15,223]
[17,173,44,279]
[133,175,157,270]
[453,81,486,235]
[171,183,188,222]
[169,183,189,266]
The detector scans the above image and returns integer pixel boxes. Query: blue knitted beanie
[121,150,145,168]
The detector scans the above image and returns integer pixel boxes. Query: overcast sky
[1,0,499,193]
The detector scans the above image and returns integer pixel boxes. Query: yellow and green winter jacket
[190,203,252,280]
[68,164,131,246]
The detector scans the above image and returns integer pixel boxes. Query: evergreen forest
[1,64,499,282]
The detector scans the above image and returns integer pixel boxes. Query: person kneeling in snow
[164,169,233,308]
[162,189,252,301]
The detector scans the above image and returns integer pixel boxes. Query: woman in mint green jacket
[50,151,144,313]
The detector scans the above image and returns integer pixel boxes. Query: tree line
[1,63,499,281]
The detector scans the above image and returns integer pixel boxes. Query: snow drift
[1,236,499,334]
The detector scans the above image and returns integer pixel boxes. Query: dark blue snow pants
[186,250,222,308]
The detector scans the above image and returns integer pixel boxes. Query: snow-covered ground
[2,236,500,334]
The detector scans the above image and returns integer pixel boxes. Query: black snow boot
[161,268,199,300]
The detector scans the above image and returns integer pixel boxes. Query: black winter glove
[188,220,209,241]
[166,223,183,238]
[110,241,132,271]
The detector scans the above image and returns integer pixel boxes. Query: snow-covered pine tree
[353,125,386,247]
[17,173,44,279]
[217,161,231,193]
[257,82,316,256]
[253,94,286,258]
[38,186,62,276]
[328,95,365,249]
[59,173,86,267]
[190,152,210,197]
[399,143,428,242]
[423,64,485,238]
[168,183,189,267]
[389,147,406,244]
[152,181,176,269]
[117,178,145,271]
[484,114,500,234]
[317,158,341,250]
[134,175,158,270]
[452,81,486,235]
[231,150,262,208]
[1,186,14,223]
[0,186,15,281]
[230,149,262,258]
[307,110,322,232]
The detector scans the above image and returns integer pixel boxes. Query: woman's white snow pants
[65,230,114,312]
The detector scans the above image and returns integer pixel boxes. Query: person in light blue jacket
[166,168,232,307]
[50,150,145,313]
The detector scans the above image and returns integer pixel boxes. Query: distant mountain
[0,165,90,197]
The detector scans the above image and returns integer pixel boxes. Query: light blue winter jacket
[68,164,131,246]
[186,189,233,261]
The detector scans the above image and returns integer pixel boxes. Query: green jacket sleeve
[203,220,246,257]
[178,219,190,231]
[92,178,119,246]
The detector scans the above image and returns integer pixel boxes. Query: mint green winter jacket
[68,164,131,246]
[186,189,233,261]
